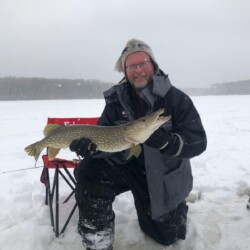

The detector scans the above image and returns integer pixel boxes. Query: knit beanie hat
[114,38,159,73]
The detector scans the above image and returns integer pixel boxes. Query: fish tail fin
[24,142,44,163]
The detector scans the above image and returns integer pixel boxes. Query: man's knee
[75,158,109,183]
[138,202,188,246]
[74,158,117,214]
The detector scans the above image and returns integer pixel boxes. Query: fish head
[125,109,171,144]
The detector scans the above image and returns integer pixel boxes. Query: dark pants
[74,156,188,249]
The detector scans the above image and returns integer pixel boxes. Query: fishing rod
[0,165,43,174]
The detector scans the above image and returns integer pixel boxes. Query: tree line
[182,79,250,96]
[0,77,249,100]
[0,77,113,100]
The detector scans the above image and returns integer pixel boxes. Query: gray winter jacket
[96,70,207,221]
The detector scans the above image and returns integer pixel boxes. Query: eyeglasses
[125,61,152,72]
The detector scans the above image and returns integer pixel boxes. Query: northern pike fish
[25,109,171,163]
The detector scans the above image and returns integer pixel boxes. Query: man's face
[125,52,154,91]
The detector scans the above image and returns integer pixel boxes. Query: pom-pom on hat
[114,38,159,73]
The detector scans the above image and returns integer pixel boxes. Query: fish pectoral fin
[48,147,61,160]
[133,144,142,158]
[126,144,142,160]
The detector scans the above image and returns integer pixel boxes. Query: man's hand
[144,128,172,150]
[69,138,97,158]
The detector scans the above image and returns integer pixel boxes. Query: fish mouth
[153,109,171,125]
[158,115,170,121]
[145,109,166,125]
[153,109,165,120]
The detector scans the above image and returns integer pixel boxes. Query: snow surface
[0,96,250,250]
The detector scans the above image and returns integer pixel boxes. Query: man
[70,38,207,250]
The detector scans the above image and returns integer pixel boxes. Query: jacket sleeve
[162,87,207,159]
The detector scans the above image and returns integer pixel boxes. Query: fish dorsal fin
[126,144,142,160]
[43,124,63,137]
[48,147,61,160]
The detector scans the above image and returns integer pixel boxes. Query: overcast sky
[1,0,250,88]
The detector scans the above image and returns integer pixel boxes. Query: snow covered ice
[0,96,250,250]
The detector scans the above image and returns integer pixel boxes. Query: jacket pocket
[163,163,193,212]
